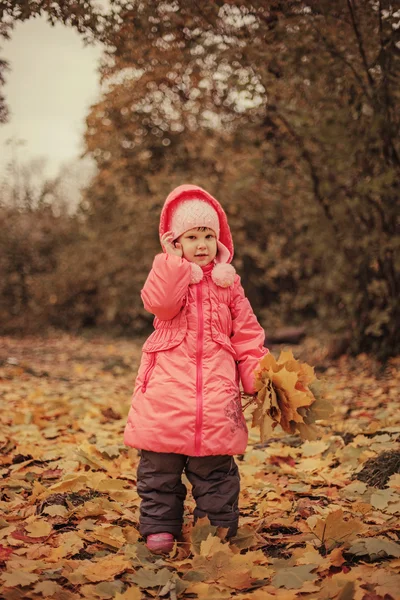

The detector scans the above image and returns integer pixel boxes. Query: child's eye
[206,234,214,239]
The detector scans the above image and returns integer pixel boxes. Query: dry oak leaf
[308,509,364,550]
[81,554,132,582]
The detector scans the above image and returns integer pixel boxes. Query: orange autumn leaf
[308,509,365,550]
[81,554,132,582]
[251,349,334,441]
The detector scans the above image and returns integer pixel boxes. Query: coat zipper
[141,353,156,393]
[195,281,204,455]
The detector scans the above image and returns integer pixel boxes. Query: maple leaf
[33,580,64,596]
[271,563,319,589]
[230,525,262,550]
[81,554,132,582]
[2,332,399,600]
[130,567,174,588]
[251,350,334,442]
[1,570,39,588]
[114,587,142,600]
[308,509,364,551]
[190,517,218,555]
[24,519,52,538]
[347,537,400,560]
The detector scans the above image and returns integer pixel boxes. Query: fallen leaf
[130,568,172,588]
[347,538,400,560]
[33,580,64,596]
[81,554,131,582]
[309,509,364,550]
[272,563,319,589]
[190,517,218,555]
[1,570,40,588]
[25,519,52,538]
[114,587,142,600]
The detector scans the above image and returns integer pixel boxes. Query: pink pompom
[190,263,204,284]
[211,263,236,288]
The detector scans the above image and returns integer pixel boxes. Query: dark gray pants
[137,450,240,537]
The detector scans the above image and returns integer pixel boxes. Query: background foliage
[0,1,399,360]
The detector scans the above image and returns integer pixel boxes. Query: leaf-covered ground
[0,333,399,600]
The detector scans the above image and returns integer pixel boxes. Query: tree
[80,0,399,358]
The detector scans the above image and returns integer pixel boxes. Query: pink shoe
[146,533,174,554]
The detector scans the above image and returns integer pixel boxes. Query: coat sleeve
[230,275,269,394]
[141,253,191,321]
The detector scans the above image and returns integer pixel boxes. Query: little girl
[124,184,268,553]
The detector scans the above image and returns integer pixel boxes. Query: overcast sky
[0,17,103,180]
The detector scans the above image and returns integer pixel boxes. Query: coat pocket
[141,352,157,393]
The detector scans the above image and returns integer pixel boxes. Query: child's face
[176,227,217,266]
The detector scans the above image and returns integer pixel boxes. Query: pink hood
[159,185,234,264]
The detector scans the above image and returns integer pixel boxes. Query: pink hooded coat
[124,185,268,456]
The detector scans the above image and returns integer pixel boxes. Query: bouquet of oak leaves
[245,350,334,442]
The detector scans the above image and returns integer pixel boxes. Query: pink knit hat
[170,198,231,264]
[170,199,220,240]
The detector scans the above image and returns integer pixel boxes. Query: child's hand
[161,231,183,257]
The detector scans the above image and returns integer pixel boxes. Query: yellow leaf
[95,478,127,492]
[81,554,131,582]
[115,587,142,600]
[1,570,39,588]
[90,525,126,549]
[47,531,85,561]
[200,534,232,557]
[300,440,329,457]
[25,519,52,538]
[76,441,109,471]
[190,517,218,555]
[50,474,87,493]
[252,352,333,443]
[42,504,69,517]
[33,580,64,596]
[30,480,48,502]
[123,526,140,544]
